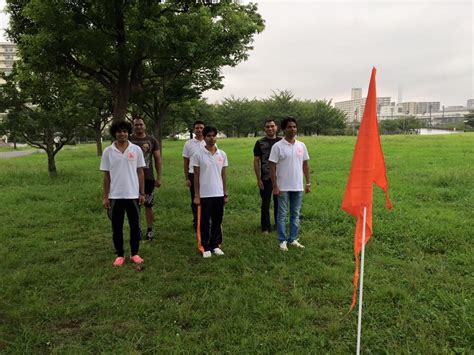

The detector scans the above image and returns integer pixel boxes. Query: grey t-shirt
[253,137,281,181]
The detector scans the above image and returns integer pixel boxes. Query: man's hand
[224,195,229,204]
[155,179,161,188]
[272,186,280,196]
[186,178,192,187]
[257,179,264,190]
[193,196,200,205]
[305,185,311,194]
[102,197,110,209]
[139,195,145,205]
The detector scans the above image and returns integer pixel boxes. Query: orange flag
[341,67,392,311]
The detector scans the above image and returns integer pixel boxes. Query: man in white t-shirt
[182,120,206,230]
[100,121,146,267]
[192,126,229,258]
[269,117,311,252]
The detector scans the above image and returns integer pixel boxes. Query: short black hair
[110,120,132,138]
[281,116,297,129]
[264,118,277,126]
[193,120,205,128]
[203,126,218,137]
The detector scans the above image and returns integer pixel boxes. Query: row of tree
[163,90,347,138]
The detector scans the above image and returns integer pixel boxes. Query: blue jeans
[276,191,303,243]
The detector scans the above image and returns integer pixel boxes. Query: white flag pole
[356,206,367,355]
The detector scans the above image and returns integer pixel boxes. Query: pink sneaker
[130,255,144,264]
[113,256,125,267]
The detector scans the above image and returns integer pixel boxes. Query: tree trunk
[112,79,130,122]
[47,151,57,176]
[45,137,57,176]
[95,126,103,156]
[13,136,17,149]
[154,102,169,154]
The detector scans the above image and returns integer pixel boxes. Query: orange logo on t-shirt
[216,156,224,166]
[296,148,304,156]
[127,152,136,161]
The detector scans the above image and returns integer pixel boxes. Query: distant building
[466,99,474,109]
[0,42,18,78]
[334,89,391,122]
[351,88,362,100]
[395,101,440,115]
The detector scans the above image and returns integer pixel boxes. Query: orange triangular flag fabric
[341,67,392,311]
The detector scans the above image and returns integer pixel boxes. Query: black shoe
[146,230,154,241]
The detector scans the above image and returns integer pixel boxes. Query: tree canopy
[6,0,265,122]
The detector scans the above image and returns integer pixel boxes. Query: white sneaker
[289,240,305,248]
[202,251,212,258]
[212,248,224,256]
[279,241,288,251]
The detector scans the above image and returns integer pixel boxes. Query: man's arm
[222,167,229,204]
[138,167,145,204]
[153,149,162,188]
[102,171,111,208]
[303,160,311,193]
[193,166,200,205]
[270,161,279,196]
[183,157,191,187]
[253,157,264,190]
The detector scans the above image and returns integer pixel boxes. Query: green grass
[0,145,32,152]
[0,134,472,353]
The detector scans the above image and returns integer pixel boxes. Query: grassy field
[0,145,32,153]
[0,134,472,353]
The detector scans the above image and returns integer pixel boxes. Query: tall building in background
[0,43,18,87]
[0,42,18,77]
[351,88,362,100]
[334,88,391,122]
[397,101,440,115]
[467,99,474,109]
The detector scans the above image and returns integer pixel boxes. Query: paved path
[0,150,41,158]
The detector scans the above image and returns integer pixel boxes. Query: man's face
[194,124,205,138]
[264,121,277,137]
[204,131,217,146]
[133,119,145,135]
[116,128,129,142]
[284,121,297,139]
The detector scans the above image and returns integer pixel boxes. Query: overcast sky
[1,0,472,107]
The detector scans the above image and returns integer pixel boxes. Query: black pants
[188,173,198,228]
[260,179,278,232]
[109,199,141,257]
[199,197,224,252]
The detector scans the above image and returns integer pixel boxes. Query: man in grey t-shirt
[253,119,281,233]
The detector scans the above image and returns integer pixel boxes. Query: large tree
[0,64,88,175]
[7,0,264,123]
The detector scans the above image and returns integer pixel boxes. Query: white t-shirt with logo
[192,147,228,198]
[100,141,146,199]
[182,138,206,173]
[268,138,310,192]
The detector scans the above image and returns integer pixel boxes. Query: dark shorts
[144,179,155,208]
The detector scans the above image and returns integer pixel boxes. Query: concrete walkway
[0,150,41,158]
